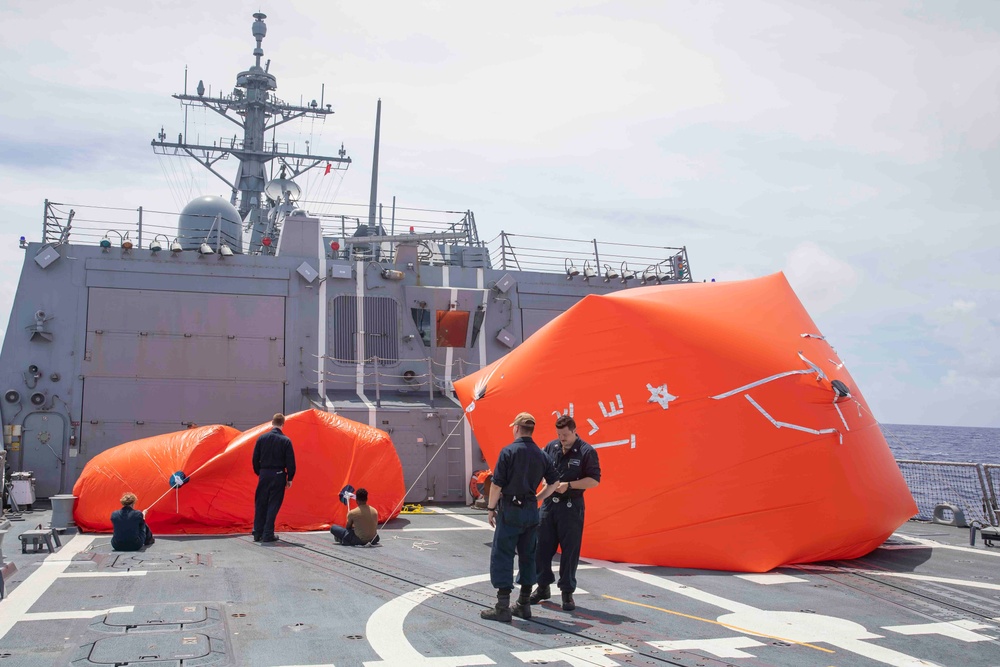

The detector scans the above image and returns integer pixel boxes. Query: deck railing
[897,460,999,527]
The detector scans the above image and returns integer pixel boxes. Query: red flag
[324,162,331,175]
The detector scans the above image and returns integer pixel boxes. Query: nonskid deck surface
[0,508,998,666]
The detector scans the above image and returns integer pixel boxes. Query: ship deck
[0,503,998,666]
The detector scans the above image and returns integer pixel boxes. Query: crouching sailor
[482,412,558,622]
[330,487,380,546]
[110,492,155,551]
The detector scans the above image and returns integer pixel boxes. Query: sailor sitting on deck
[110,492,155,551]
[330,488,380,546]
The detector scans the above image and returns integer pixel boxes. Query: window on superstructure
[436,310,470,348]
[410,308,431,347]
[469,307,486,347]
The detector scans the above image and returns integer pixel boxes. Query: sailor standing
[481,412,558,622]
[529,415,601,611]
[252,413,296,542]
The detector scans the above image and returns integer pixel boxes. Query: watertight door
[20,412,66,496]
[393,430,432,503]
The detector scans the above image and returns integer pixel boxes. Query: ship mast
[151,12,350,250]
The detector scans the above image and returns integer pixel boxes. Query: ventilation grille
[331,296,399,364]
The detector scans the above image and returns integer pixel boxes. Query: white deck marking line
[58,571,149,578]
[363,572,495,667]
[893,533,1000,557]
[399,527,491,532]
[736,573,808,585]
[882,619,995,642]
[21,606,134,621]
[0,534,95,642]
[594,560,945,667]
[648,637,766,659]
[867,571,1000,591]
[512,643,632,666]
[431,507,491,527]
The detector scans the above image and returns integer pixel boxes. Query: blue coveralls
[110,506,154,551]
[489,437,558,591]
[252,427,296,541]
[536,437,601,592]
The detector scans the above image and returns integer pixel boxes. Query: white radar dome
[177,196,243,253]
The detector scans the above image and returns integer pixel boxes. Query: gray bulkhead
[0,213,612,501]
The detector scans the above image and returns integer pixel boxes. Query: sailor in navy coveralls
[529,415,601,611]
[481,412,558,622]
[252,413,296,542]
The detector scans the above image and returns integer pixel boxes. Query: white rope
[379,413,469,533]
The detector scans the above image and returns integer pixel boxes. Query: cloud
[782,242,861,314]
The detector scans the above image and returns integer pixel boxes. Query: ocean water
[880,423,1000,464]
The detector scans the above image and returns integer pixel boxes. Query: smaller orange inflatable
[73,409,405,534]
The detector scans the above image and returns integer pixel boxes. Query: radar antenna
[151,12,351,250]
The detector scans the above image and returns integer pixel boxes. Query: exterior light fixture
[603,264,619,282]
[620,261,636,283]
[170,237,183,253]
[219,243,234,257]
[261,237,272,247]
[642,265,658,283]
[656,263,672,282]
[199,242,215,255]
[150,234,170,253]
[582,260,597,280]
[565,259,580,279]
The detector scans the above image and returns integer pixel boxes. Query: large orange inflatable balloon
[454,273,916,572]
[73,409,405,534]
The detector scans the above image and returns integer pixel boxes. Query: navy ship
[0,12,691,503]
[0,12,997,667]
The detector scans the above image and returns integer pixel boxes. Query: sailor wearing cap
[528,415,601,611]
[481,412,559,622]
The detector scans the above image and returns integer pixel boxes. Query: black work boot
[528,584,550,605]
[561,590,576,611]
[481,590,512,622]
[511,586,532,619]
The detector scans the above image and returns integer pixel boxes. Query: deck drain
[90,595,103,599]
[346,634,363,640]
[771,641,792,647]
[640,594,655,598]
[800,609,816,613]
[310,588,324,592]
[231,613,247,618]
[0,654,10,659]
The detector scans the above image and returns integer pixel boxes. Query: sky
[0,0,997,427]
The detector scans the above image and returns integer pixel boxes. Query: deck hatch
[74,632,229,665]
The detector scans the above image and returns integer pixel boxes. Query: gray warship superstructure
[0,13,692,502]
[0,13,998,667]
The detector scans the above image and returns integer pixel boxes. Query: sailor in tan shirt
[330,488,380,545]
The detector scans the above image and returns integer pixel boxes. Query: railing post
[137,206,143,248]
[593,239,601,273]
[427,357,434,403]
[42,199,49,242]
[374,356,381,408]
